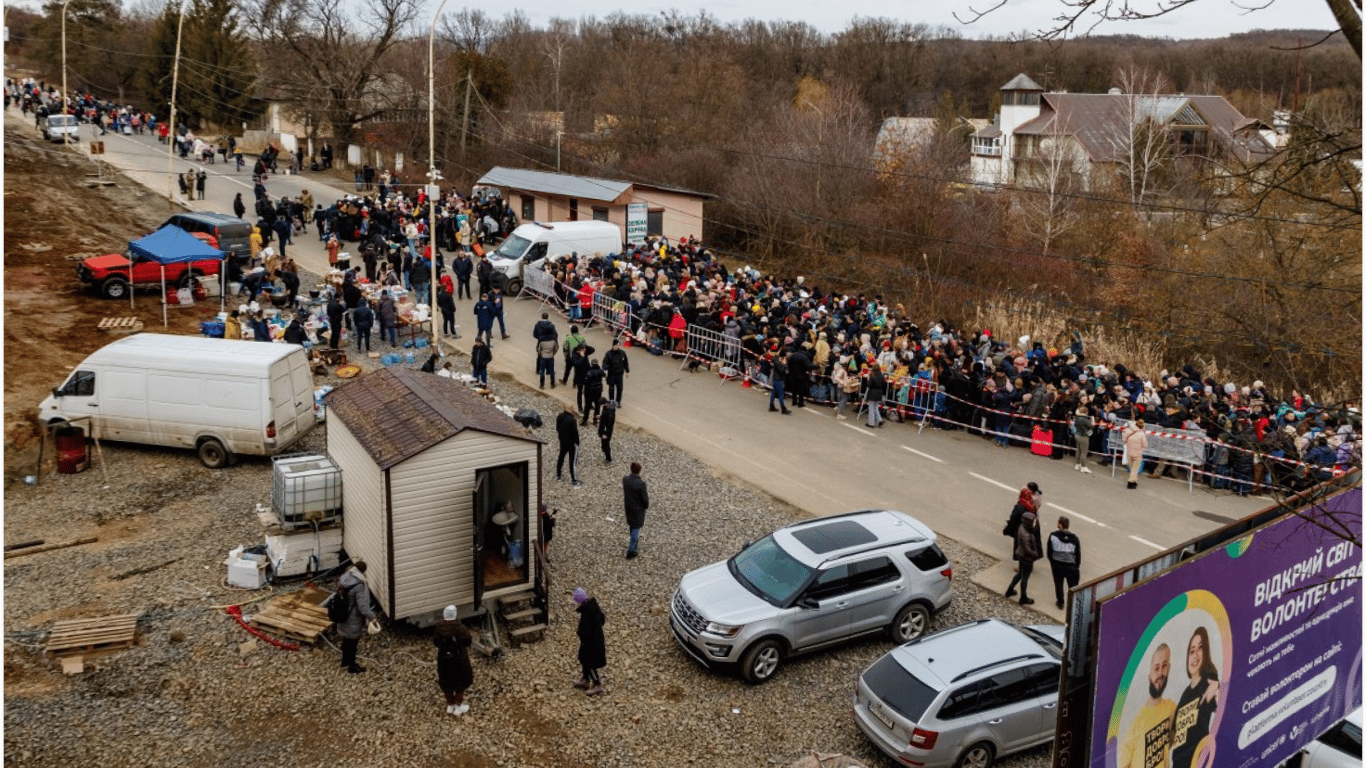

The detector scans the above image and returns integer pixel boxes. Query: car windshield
[50,115,78,126]
[493,234,530,260]
[1018,626,1064,660]
[729,535,814,606]
[864,653,939,722]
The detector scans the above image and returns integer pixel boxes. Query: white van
[39,334,317,468]
[488,221,622,295]
[43,114,80,142]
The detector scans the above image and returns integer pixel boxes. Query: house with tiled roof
[969,73,1275,190]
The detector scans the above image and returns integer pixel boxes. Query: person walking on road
[434,605,473,716]
[572,587,606,696]
[769,350,791,414]
[490,287,509,340]
[556,404,581,486]
[1073,406,1096,474]
[1006,504,1042,605]
[453,251,473,300]
[581,359,605,425]
[1123,418,1149,490]
[1047,517,1081,609]
[472,293,497,346]
[597,399,616,464]
[195,169,207,200]
[562,325,587,384]
[438,285,457,337]
[536,334,558,389]
[335,561,377,674]
[602,338,630,406]
[232,192,246,219]
[622,462,649,559]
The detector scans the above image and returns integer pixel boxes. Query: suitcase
[1031,426,1052,456]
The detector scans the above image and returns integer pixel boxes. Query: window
[908,544,948,572]
[61,370,96,397]
[972,137,1002,157]
[592,206,609,222]
[939,679,994,719]
[849,556,901,588]
[806,564,852,600]
[520,195,535,222]
[730,535,815,606]
[979,668,1028,709]
[1021,663,1060,699]
[647,208,663,237]
[568,199,579,221]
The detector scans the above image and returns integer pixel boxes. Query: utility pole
[460,74,473,160]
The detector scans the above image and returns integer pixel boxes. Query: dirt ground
[3,117,222,485]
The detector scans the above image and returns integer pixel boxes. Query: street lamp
[60,0,73,148]
[428,0,449,352]
[166,0,188,210]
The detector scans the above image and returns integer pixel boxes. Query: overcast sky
[503,0,1339,39]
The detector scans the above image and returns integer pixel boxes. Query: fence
[522,264,556,303]
[682,325,742,372]
[590,291,633,338]
[1106,421,1208,491]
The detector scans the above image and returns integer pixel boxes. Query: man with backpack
[331,561,378,674]
[561,325,587,385]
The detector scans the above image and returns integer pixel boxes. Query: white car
[43,114,80,142]
[1281,707,1362,768]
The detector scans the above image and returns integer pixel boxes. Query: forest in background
[6,5,1361,398]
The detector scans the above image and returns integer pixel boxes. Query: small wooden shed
[323,368,543,623]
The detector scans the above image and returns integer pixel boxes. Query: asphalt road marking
[900,445,944,463]
[969,472,1017,493]
[1045,502,1104,527]
[842,423,873,435]
[1129,535,1164,550]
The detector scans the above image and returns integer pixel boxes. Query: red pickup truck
[77,232,222,300]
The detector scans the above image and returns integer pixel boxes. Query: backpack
[327,583,352,624]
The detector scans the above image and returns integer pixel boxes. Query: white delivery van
[488,221,622,295]
[39,334,317,468]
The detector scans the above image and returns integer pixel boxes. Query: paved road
[72,118,1270,619]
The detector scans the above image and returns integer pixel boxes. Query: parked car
[853,619,1064,768]
[670,509,953,684]
[42,114,79,142]
[160,212,253,265]
[77,233,222,300]
[1280,707,1362,768]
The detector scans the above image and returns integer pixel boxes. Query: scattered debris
[5,537,98,559]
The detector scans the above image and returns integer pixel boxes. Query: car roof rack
[949,653,1046,683]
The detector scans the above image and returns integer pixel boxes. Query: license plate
[871,702,895,730]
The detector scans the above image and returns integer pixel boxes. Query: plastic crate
[271,453,342,530]
[199,321,225,338]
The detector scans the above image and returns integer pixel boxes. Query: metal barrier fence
[683,325,742,369]
[590,290,632,338]
[522,264,556,302]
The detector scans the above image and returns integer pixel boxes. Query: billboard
[1089,489,1362,768]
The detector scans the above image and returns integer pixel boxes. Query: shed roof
[477,166,711,203]
[324,368,539,469]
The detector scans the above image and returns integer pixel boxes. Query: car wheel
[506,278,523,296]
[100,278,129,300]
[890,603,931,643]
[197,438,232,469]
[178,270,203,290]
[739,639,783,684]
[956,741,995,768]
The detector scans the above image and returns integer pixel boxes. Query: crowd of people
[510,234,1360,498]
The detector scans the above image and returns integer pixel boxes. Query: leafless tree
[1019,114,1084,254]
[241,0,421,148]
[1108,66,1171,209]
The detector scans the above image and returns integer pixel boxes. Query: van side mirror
[51,386,62,398]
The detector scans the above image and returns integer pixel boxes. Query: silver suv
[853,619,1064,768]
[669,509,953,684]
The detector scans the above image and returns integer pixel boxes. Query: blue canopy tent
[127,225,228,324]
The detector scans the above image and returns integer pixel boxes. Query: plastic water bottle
[405,352,415,365]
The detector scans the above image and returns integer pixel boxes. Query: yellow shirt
[249,230,263,259]
[1119,697,1176,768]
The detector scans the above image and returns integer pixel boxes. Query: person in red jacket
[668,310,686,354]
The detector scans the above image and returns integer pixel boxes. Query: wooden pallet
[45,614,140,674]
[249,589,333,645]
[97,317,143,334]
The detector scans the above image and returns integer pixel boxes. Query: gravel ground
[4,288,1055,768]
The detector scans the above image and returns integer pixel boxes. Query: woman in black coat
[573,587,607,696]
[434,605,474,716]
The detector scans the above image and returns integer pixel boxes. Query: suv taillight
[941,567,953,579]
[910,728,938,750]
[266,420,276,438]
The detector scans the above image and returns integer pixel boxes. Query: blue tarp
[128,225,225,264]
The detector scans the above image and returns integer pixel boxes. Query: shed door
[472,473,487,607]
